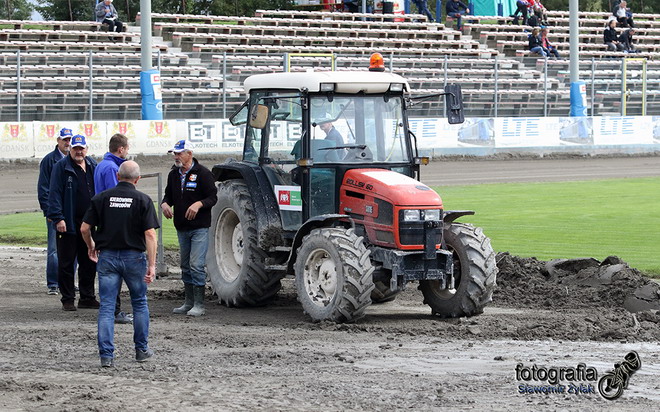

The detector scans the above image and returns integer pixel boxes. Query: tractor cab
[228,71,461,231]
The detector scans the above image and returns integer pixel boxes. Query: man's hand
[145,265,156,284]
[56,220,66,233]
[161,202,173,219]
[185,201,203,220]
[466,8,470,13]
[88,248,99,263]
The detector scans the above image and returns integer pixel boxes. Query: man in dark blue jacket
[37,127,72,295]
[48,134,99,311]
[94,133,132,324]
[446,0,470,30]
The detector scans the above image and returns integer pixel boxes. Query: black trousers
[56,231,96,304]
[103,18,124,33]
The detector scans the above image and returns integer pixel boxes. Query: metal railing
[0,50,657,122]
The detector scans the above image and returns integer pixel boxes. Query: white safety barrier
[1,116,659,160]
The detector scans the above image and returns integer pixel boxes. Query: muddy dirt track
[1,156,660,411]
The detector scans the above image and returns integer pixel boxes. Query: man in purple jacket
[94,133,133,324]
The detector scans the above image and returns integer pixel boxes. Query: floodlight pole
[140,0,163,120]
[568,0,586,116]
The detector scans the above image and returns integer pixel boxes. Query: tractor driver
[319,120,343,146]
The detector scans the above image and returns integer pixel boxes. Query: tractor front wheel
[295,228,374,322]
[419,223,497,318]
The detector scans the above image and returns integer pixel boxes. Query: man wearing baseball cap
[37,127,73,295]
[161,140,217,317]
[48,134,99,311]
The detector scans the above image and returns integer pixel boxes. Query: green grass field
[1,177,658,276]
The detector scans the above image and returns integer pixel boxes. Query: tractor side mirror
[444,84,464,125]
[249,104,269,129]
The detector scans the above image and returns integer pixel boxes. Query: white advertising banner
[33,122,80,158]
[593,116,654,145]
[409,118,459,149]
[75,122,107,157]
[107,120,177,155]
[0,122,33,159]
[495,117,561,147]
[187,119,223,154]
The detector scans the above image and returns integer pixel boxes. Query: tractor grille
[374,198,393,225]
[399,223,442,246]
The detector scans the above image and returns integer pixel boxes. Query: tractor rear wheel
[419,223,497,318]
[294,228,374,322]
[207,180,281,307]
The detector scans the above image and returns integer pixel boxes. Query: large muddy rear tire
[207,180,281,307]
[419,223,497,318]
[295,228,374,322]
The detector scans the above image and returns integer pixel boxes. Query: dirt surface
[1,156,659,410]
[1,248,659,411]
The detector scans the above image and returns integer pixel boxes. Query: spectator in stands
[446,0,470,30]
[344,0,359,13]
[412,0,434,23]
[612,1,634,28]
[511,0,530,26]
[95,0,124,35]
[619,28,639,53]
[540,28,560,58]
[530,0,548,27]
[604,19,624,52]
[528,28,547,57]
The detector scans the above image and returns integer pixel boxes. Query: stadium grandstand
[0,5,658,122]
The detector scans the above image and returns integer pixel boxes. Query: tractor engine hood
[341,169,442,208]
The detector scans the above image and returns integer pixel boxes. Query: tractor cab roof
[243,71,410,94]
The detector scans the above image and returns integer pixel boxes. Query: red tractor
[207,69,497,322]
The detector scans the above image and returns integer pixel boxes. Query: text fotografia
[516,363,598,395]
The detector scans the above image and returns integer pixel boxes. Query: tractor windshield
[309,94,409,164]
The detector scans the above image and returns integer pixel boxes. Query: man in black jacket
[604,19,624,52]
[47,134,99,311]
[446,0,470,30]
[161,140,217,317]
[37,127,72,295]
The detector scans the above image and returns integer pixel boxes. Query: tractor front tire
[419,223,497,318]
[371,278,400,304]
[295,228,374,322]
[207,180,281,307]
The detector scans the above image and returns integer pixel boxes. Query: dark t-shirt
[83,181,160,251]
[73,161,95,222]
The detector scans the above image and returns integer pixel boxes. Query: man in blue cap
[37,127,72,295]
[48,134,99,311]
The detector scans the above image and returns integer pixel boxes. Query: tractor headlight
[423,209,441,221]
[402,209,420,222]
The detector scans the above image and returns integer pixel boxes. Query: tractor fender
[443,210,475,224]
[286,214,354,274]
[211,161,285,250]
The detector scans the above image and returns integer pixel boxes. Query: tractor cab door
[236,91,305,231]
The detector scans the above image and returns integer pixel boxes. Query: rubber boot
[186,285,206,317]
[173,283,194,314]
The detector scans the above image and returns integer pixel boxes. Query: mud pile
[495,253,660,312]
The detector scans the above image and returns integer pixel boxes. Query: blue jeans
[97,249,149,359]
[177,228,209,287]
[412,0,434,22]
[530,46,548,57]
[447,11,466,29]
[46,220,58,288]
